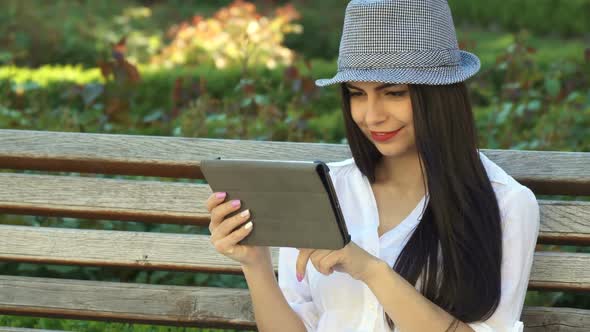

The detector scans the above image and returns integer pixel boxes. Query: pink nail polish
[216,192,226,199]
[296,273,303,282]
[231,199,240,207]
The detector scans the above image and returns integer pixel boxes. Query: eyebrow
[345,83,402,92]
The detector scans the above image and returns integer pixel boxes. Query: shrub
[150,0,302,73]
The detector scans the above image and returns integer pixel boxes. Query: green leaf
[254,94,269,105]
[497,102,513,124]
[564,91,580,103]
[0,51,13,64]
[527,99,541,111]
[194,272,210,284]
[143,110,164,123]
[544,78,561,97]
[240,97,253,107]
[515,103,526,116]
[82,83,104,106]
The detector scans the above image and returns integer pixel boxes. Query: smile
[370,128,403,142]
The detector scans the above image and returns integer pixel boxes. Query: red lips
[370,127,403,142]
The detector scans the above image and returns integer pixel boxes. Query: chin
[374,143,415,158]
[363,132,416,157]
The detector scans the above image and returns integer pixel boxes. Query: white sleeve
[278,246,320,331]
[467,185,541,332]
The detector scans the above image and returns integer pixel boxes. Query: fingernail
[216,192,226,199]
[296,272,303,282]
[240,209,250,218]
[231,200,240,207]
[244,221,253,230]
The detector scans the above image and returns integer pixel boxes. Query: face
[346,81,416,157]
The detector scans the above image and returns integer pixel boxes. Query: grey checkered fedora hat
[315,0,481,86]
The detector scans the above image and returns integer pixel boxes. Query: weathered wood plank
[0,225,588,291]
[0,174,588,243]
[479,149,590,196]
[522,307,590,332]
[0,225,277,274]
[0,275,587,331]
[539,200,590,245]
[0,129,588,195]
[0,129,349,179]
[0,173,209,225]
[528,252,590,291]
[0,275,256,330]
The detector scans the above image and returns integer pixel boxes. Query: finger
[296,249,314,281]
[205,192,227,212]
[310,250,336,275]
[211,208,251,242]
[212,220,254,255]
[209,198,242,233]
[317,250,339,275]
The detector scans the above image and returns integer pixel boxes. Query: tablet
[200,157,351,250]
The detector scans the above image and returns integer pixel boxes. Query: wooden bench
[0,129,589,331]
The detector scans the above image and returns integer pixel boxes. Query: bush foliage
[1,0,588,67]
[151,0,302,71]
[1,30,588,150]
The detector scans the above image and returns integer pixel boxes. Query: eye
[386,91,407,97]
[349,91,364,97]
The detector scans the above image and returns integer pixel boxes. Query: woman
[205,0,540,331]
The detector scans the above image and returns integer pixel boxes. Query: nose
[364,94,388,127]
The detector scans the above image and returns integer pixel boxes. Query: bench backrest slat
[0,129,588,195]
[0,173,205,224]
[0,275,588,331]
[1,174,588,245]
[0,275,255,330]
[0,225,588,292]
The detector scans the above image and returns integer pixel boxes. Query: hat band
[338,49,462,70]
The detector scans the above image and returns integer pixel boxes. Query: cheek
[404,98,414,123]
[349,107,363,126]
[398,99,414,124]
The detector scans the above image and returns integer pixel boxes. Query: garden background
[1,0,589,331]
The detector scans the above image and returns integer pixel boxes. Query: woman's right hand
[205,192,271,268]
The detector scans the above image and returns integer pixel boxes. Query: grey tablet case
[200,157,351,250]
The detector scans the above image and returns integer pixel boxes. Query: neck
[375,151,427,197]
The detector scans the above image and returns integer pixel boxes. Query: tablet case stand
[200,157,352,250]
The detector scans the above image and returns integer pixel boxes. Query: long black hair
[340,82,502,330]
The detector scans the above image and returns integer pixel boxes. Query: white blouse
[278,151,540,332]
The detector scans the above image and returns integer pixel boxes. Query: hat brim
[315,51,481,87]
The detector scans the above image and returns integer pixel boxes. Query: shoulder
[326,157,357,181]
[326,156,355,169]
[478,150,513,187]
[478,150,540,231]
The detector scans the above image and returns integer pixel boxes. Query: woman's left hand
[296,241,384,282]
